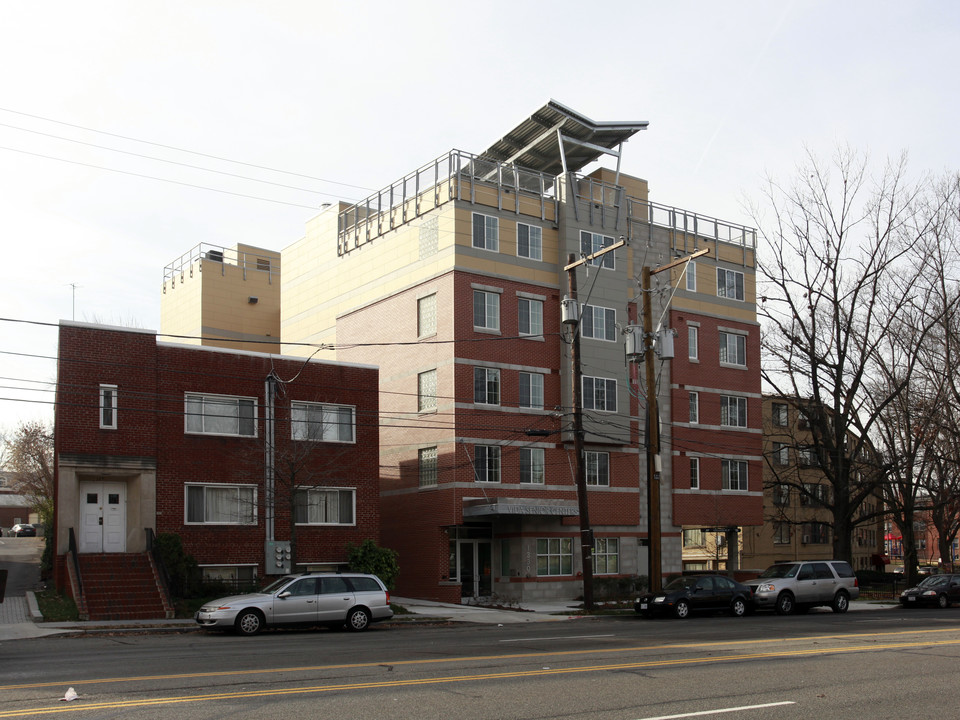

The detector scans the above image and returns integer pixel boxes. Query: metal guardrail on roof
[162,243,279,287]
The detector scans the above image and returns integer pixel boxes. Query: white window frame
[585,451,610,486]
[690,457,700,489]
[418,369,437,413]
[719,331,747,367]
[581,304,617,341]
[518,371,544,410]
[520,447,545,484]
[689,391,699,424]
[537,537,573,576]
[474,445,501,483]
[517,222,542,261]
[518,297,544,337]
[686,261,697,291]
[580,231,615,269]
[720,396,748,428]
[185,483,256,525]
[185,393,257,437]
[417,293,437,338]
[419,447,438,488]
[717,267,745,301]
[99,384,117,430]
[473,367,500,406]
[688,324,699,361]
[583,376,617,412]
[294,487,356,526]
[473,289,500,331]
[472,213,499,252]
[721,460,748,491]
[291,402,356,443]
[593,538,619,574]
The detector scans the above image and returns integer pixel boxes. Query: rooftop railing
[163,243,279,287]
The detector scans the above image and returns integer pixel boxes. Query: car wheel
[346,607,371,631]
[775,592,795,615]
[831,591,850,613]
[234,609,265,636]
[731,597,747,617]
[674,599,690,619]
[939,594,950,609]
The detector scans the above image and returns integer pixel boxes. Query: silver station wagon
[195,572,393,635]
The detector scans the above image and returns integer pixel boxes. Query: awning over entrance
[462,497,579,518]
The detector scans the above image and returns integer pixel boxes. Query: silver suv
[195,572,393,635]
[746,560,859,615]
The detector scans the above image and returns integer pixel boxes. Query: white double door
[79,481,126,553]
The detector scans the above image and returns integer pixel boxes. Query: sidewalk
[0,595,898,641]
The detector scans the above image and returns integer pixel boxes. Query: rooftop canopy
[478,99,649,177]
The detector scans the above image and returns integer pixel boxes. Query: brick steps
[78,553,172,620]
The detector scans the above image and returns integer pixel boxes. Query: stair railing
[67,527,83,594]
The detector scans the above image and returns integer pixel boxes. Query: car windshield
[918,575,948,589]
[662,577,696,592]
[758,564,799,579]
[260,577,296,594]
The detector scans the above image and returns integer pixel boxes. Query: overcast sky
[2,0,958,432]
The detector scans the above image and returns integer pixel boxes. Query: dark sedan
[10,523,36,537]
[900,574,960,608]
[635,574,753,619]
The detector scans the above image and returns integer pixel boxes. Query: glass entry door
[456,539,492,600]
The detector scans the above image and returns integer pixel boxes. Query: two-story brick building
[53,321,380,616]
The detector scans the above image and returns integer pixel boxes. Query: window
[294,488,355,525]
[520,447,545,484]
[802,522,831,544]
[717,267,744,301]
[518,297,543,336]
[474,367,500,405]
[772,402,788,426]
[518,372,544,409]
[798,446,820,467]
[473,290,500,331]
[686,261,697,291]
[581,304,617,341]
[291,402,355,443]
[772,442,789,466]
[773,522,791,544]
[594,538,619,574]
[186,484,255,524]
[419,447,438,488]
[472,213,499,251]
[418,294,437,337]
[719,331,747,366]
[200,565,257,584]
[690,457,700,489]
[585,451,610,486]
[185,394,256,437]
[418,370,437,412]
[720,396,748,427]
[683,528,706,547]
[580,231,615,269]
[537,537,572,576]
[773,483,790,506]
[517,223,542,260]
[689,391,699,424]
[99,384,117,429]
[474,445,501,483]
[688,325,699,360]
[801,483,830,507]
[583,376,617,412]
[721,460,748,490]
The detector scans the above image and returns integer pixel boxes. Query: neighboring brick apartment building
[52,321,380,593]
[740,396,884,571]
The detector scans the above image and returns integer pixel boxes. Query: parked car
[195,572,393,635]
[10,523,36,537]
[745,560,859,615]
[900,574,960,608]
[635,574,754,619]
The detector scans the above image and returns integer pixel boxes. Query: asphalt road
[2,606,958,719]
[0,536,42,599]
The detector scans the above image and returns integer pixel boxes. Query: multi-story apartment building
[271,101,764,602]
[53,321,381,615]
[741,395,884,571]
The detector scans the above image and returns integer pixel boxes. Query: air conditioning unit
[802,534,811,544]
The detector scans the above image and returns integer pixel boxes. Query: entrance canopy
[462,497,578,518]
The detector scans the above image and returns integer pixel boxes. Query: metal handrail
[67,527,83,595]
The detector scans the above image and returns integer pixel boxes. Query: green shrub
[347,539,399,590]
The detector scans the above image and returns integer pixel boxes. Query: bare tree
[752,147,951,564]
[2,420,55,523]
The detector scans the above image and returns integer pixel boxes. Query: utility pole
[564,240,625,611]
[641,247,709,594]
